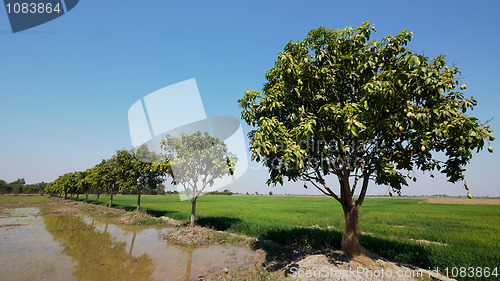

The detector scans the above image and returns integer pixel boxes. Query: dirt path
[0,196,182,226]
[40,197,182,226]
[422,197,500,205]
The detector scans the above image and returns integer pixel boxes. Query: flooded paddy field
[0,206,262,281]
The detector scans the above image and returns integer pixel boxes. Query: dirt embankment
[165,225,253,247]
[277,251,456,281]
[422,197,500,205]
[37,197,182,226]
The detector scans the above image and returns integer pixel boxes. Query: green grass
[132,217,164,225]
[0,194,49,205]
[77,195,499,280]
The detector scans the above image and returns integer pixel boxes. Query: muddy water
[0,208,261,281]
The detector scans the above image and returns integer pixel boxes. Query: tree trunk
[190,199,197,227]
[96,193,100,204]
[76,193,79,201]
[85,193,88,203]
[109,193,113,208]
[137,192,141,211]
[64,193,67,199]
[342,204,363,257]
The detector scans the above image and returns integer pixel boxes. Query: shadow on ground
[251,227,434,273]
[197,216,243,231]
[144,209,182,219]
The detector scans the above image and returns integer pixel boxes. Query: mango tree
[75,170,92,202]
[238,22,494,257]
[105,150,134,208]
[161,132,237,227]
[58,173,77,199]
[130,145,166,211]
[88,161,108,204]
[72,171,84,201]
[44,179,60,197]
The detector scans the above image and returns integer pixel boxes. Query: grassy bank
[0,194,49,205]
[58,195,500,279]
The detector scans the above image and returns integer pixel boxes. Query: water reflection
[0,208,74,281]
[43,215,155,281]
[0,208,260,281]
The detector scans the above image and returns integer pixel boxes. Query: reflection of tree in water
[182,249,193,281]
[42,215,155,281]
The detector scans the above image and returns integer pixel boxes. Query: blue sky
[0,0,498,197]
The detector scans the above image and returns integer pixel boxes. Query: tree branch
[356,172,370,208]
[301,173,341,203]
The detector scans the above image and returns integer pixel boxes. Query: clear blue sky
[1,0,498,196]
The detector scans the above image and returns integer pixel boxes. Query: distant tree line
[0,178,46,194]
[206,189,233,196]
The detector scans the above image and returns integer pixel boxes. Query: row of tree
[45,144,168,211]
[0,178,46,194]
[45,132,237,227]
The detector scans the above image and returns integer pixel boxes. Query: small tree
[238,22,493,256]
[105,150,133,208]
[74,171,91,202]
[44,180,59,197]
[161,132,237,227]
[72,171,84,201]
[130,145,166,211]
[59,173,77,199]
[88,162,107,204]
[0,179,9,194]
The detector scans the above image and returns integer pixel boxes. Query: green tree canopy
[103,150,135,208]
[238,21,494,256]
[87,162,108,204]
[116,145,167,210]
[0,179,10,194]
[45,173,77,199]
[74,171,91,201]
[161,132,237,226]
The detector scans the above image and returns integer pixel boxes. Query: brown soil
[282,251,456,281]
[166,226,220,246]
[159,216,182,226]
[244,238,457,281]
[422,197,500,205]
[0,200,57,209]
[113,210,155,224]
[208,249,457,281]
[40,197,180,226]
[0,223,25,228]
[165,225,251,247]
